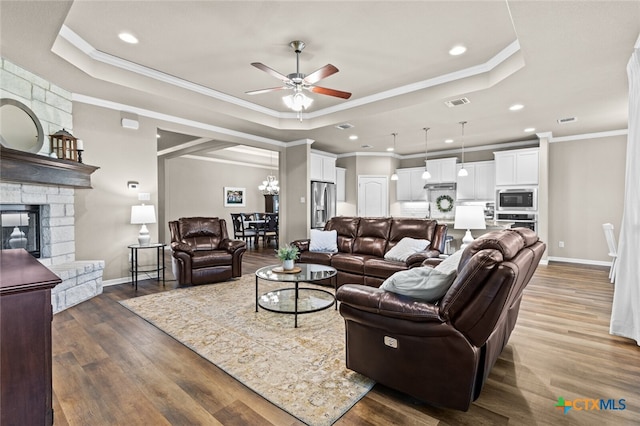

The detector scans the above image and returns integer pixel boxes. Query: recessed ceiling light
[444,139,454,144]
[509,104,524,111]
[386,147,394,152]
[449,45,467,56]
[524,127,536,133]
[349,135,358,140]
[118,32,139,44]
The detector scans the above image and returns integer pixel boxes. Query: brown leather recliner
[169,217,246,285]
[336,228,546,411]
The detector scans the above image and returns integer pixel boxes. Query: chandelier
[259,152,279,195]
[259,175,279,195]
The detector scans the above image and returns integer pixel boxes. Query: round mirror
[0,98,44,153]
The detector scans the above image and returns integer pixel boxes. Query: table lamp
[454,205,486,249]
[130,204,156,245]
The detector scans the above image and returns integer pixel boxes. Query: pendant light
[421,127,431,180]
[457,121,469,177]
[390,132,399,181]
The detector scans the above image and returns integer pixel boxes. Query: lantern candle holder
[49,128,78,161]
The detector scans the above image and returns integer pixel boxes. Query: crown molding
[72,93,287,148]
[549,129,628,143]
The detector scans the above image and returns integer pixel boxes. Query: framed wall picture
[224,187,246,207]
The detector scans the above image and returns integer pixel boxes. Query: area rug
[119,274,374,426]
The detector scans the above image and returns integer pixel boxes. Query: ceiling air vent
[444,97,470,108]
[557,117,578,124]
[335,123,354,130]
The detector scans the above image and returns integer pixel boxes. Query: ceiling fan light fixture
[283,92,313,112]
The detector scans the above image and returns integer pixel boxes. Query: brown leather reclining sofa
[291,216,448,287]
[336,228,546,410]
[169,217,246,285]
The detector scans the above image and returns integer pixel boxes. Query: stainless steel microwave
[496,188,537,211]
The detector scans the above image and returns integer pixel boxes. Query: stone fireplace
[1,148,104,313]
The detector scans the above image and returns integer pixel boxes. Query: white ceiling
[1,1,638,159]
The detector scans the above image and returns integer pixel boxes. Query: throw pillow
[309,229,338,253]
[380,266,456,302]
[384,237,430,262]
[434,249,463,275]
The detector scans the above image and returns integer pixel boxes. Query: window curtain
[610,39,640,346]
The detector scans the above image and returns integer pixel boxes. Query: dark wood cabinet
[1,249,61,426]
[264,194,279,213]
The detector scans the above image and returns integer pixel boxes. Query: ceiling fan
[246,40,352,112]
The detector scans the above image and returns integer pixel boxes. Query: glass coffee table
[255,263,337,328]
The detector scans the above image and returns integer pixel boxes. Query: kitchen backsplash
[399,189,457,219]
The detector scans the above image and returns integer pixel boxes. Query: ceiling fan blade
[251,62,291,83]
[303,64,339,85]
[308,85,352,99]
[245,87,289,95]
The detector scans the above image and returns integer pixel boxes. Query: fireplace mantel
[0,146,99,188]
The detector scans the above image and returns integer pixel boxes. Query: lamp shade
[130,204,156,225]
[454,205,486,230]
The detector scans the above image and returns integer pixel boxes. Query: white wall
[164,156,274,241]
[548,134,626,263]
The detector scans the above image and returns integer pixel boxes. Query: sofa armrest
[220,239,246,253]
[171,242,194,256]
[406,249,442,268]
[291,239,310,252]
[336,284,443,323]
[421,257,444,268]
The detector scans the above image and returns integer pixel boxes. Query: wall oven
[496,213,537,232]
[496,188,537,211]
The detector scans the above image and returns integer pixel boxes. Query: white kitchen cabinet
[396,169,413,201]
[456,164,476,200]
[456,161,495,201]
[494,148,539,186]
[396,167,429,201]
[475,161,496,200]
[425,158,457,183]
[336,167,346,201]
[310,152,336,183]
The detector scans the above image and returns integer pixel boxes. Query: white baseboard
[102,272,161,287]
[547,256,611,267]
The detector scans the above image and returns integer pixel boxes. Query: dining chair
[231,213,258,246]
[259,213,279,248]
[602,223,618,283]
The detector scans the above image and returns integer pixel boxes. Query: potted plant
[276,244,299,270]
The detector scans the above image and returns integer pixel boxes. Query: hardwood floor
[51,247,640,425]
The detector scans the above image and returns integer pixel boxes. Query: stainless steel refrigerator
[311,181,336,229]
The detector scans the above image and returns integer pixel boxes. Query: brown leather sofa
[169,217,246,285]
[336,228,545,411]
[291,216,447,287]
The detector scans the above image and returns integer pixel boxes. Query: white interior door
[357,175,388,217]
